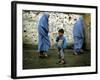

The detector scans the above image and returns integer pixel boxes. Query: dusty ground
[23,44,91,69]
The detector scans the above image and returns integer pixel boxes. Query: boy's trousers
[58,48,64,60]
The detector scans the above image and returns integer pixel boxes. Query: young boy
[56,29,67,64]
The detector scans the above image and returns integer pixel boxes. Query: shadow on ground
[23,44,91,69]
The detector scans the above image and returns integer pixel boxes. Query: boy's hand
[56,37,59,42]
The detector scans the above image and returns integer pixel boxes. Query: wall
[83,14,91,49]
[23,11,91,49]
[22,11,81,47]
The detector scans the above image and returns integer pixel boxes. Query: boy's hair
[58,29,64,34]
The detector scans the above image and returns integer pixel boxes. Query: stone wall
[22,10,91,49]
[83,14,91,49]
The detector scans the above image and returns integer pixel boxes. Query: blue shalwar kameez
[73,16,84,53]
[56,35,67,59]
[38,13,50,52]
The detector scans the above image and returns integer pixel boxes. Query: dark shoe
[38,53,44,58]
[56,60,61,64]
[59,60,65,64]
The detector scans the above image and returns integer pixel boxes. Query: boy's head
[58,29,64,36]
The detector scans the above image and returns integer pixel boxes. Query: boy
[56,29,67,64]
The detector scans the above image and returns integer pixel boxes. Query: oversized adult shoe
[58,60,66,64]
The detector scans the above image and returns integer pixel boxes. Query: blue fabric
[73,16,84,38]
[56,35,67,49]
[73,36,83,52]
[38,13,50,52]
[73,16,84,52]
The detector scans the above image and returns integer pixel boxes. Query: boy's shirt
[56,35,67,49]
[57,39,63,47]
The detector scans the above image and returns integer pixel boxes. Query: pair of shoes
[38,54,44,58]
[38,52,48,58]
[57,60,65,64]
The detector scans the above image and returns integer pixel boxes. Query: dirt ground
[23,44,91,69]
